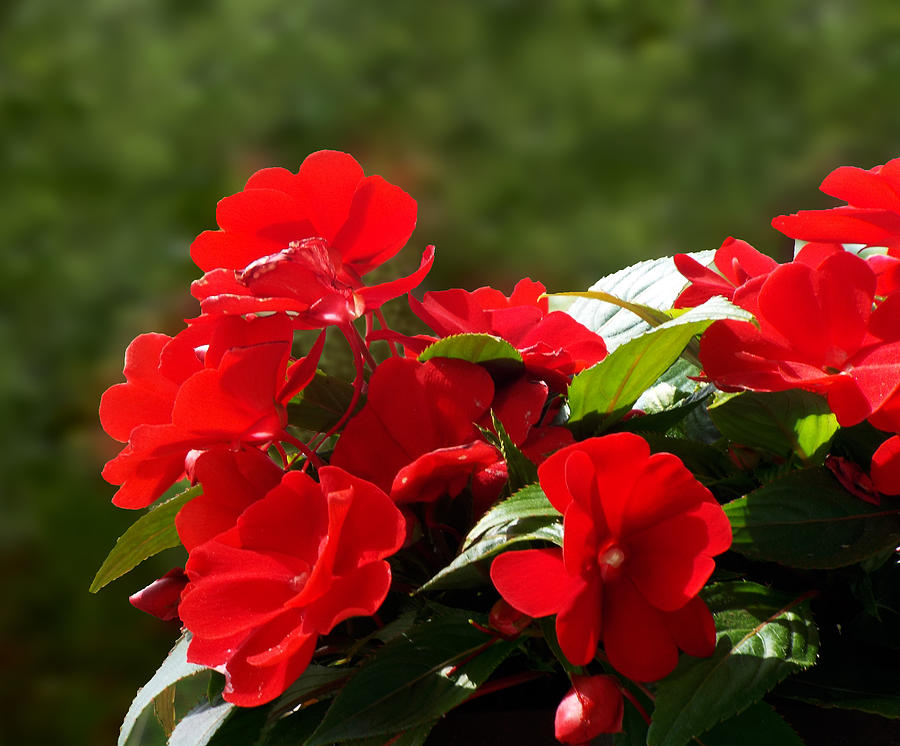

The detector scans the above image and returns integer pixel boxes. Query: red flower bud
[129,568,188,621]
[488,598,531,639]
[554,675,624,744]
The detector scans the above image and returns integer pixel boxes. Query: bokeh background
[5,0,900,742]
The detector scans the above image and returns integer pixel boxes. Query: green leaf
[287,369,357,433]
[167,700,236,746]
[422,484,562,591]
[306,611,519,744]
[777,649,900,719]
[567,297,752,433]
[90,485,199,593]
[647,582,818,746]
[419,333,524,373]
[724,467,900,569]
[564,251,714,351]
[490,411,538,493]
[552,288,674,328]
[119,634,206,746]
[699,702,804,745]
[708,390,839,464]
[257,700,331,746]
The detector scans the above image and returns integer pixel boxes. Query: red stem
[374,308,402,358]
[308,324,367,451]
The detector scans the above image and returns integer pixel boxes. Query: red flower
[179,466,405,706]
[175,447,284,551]
[330,357,502,505]
[100,314,322,508]
[773,158,900,252]
[673,237,778,308]
[491,433,731,681]
[700,251,900,427]
[375,278,607,389]
[189,150,433,328]
[554,675,624,744]
[330,357,572,509]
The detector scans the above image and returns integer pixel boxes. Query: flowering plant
[95,151,900,745]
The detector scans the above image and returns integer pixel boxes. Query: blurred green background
[4,0,900,742]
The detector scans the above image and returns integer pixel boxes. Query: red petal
[356,245,435,311]
[490,548,583,619]
[332,175,418,275]
[236,471,328,564]
[820,165,900,210]
[662,595,717,659]
[556,578,604,666]
[99,333,177,441]
[603,578,678,682]
[290,151,365,243]
[872,435,900,495]
[180,545,300,638]
[300,561,393,635]
[222,615,316,706]
[318,467,407,571]
[390,441,501,504]
[215,187,309,236]
[176,448,283,551]
[619,451,718,538]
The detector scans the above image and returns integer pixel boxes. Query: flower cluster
[99,152,900,745]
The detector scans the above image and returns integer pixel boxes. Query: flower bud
[488,598,531,639]
[129,568,188,621]
[554,675,623,744]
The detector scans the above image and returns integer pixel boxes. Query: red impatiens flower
[673,237,778,308]
[699,251,900,427]
[374,278,607,389]
[554,675,624,744]
[491,433,731,682]
[190,150,433,328]
[100,314,323,508]
[773,158,900,252]
[179,466,405,706]
[330,357,572,509]
[175,447,284,552]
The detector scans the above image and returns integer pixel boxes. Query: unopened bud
[555,675,623,744]
[488,598,531,639]
[129,568,188,621]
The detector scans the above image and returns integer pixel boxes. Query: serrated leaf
[91,485,199,593]
[709,390,839,464]
[552,288,674,328]
[647,582,818,746]
[567,298,752,433]
[724,467,900,569]
[699,701,804,745]
[287,370,357,433]
[565,251,715,351]
[422,483,562,591]
[621,385,714,435]
[306,612,518,744]
[418,333,524,372]
[119,634,206,746]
